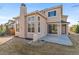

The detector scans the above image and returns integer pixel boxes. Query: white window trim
[48,10,57,18]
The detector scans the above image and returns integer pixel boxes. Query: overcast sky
[0,3,79,25]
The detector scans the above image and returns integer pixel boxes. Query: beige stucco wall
[15,5,27,38]
[26,14,47,39]
[45,7,62,35]
[37,15,47,38]
[45,7,62,22]
[15,18,20,36]
[15,5,68,39]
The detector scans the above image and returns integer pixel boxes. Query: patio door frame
[62,24,66,34]
[47,23,58,35]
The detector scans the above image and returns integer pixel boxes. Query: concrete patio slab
[40,35,73,46]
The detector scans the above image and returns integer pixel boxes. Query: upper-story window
[48,11,56,17]
[28,16,35,32]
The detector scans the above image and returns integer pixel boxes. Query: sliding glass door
[48,24,57,34]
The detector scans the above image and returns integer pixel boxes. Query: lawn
[0,34,79,55]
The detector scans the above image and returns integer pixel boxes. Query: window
[38,17,40,32]
[38,22,40,32]
[48,11,56,17]
[28,24,31,32]
[32,23,34,32]
[38,16,40,21]
[28,16,35,32]
[16,20,19,32]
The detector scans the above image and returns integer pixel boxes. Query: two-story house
[14,4,69,39]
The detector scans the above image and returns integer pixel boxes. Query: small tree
[75,24,79,33]
[5,24,10,34]
[70,24,79,33]
[0,24,5,36]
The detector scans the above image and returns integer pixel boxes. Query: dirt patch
[0,34,79,55]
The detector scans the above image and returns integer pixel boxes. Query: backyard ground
[0,34,79,55]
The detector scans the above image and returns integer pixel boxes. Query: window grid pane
[38,16,40,32]
[32,24,34,32]
[48,11,56,17]
[28,16,35,32]
[28,24,31,32]
[38,22,40,32]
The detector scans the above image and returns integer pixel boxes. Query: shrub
[75,25,79,33]
[0,28,6,36]
[70,24,79,33]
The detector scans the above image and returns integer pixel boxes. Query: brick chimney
[19,3,27,38]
